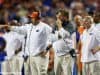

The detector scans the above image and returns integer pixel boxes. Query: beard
[62,20,69,27]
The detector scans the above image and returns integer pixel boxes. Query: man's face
[83,19,91,29]
[56,12,64,21]
[74,16,83,26]
[93,15,100,23]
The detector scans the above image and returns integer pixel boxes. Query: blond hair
[83,16,94,24]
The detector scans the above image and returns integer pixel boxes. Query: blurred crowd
[0,0,100,25]
[0,0,100,75]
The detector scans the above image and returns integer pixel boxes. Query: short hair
[74,15,82,22]
[94,12,100,18]
[83,16,94,24]
[28,8,41,19]
[56,9,69,18]
[93,12,100,23]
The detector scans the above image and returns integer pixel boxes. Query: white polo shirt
[11,21,52,56]
[3,31,24,59]
[53,39,72,56]
[47,32,58,44]
[81,25,97,62]
[89,23,100,61]
[52,28,72,56]
[71,32,76,49]
[55,28,70,39]
[95,23,100,30]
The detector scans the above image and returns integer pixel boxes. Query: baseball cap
[29,11,40,19]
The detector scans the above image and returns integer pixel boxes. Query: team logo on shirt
[36,29,39,32]
[89,33,93,35]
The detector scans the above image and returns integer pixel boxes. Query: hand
[40,51,48,57]
[0,25,10,30]
[56,19,62,30]
[91,49,98,54]
[8,20,21,26]
[91,46,100,54]
[15,48,22,55]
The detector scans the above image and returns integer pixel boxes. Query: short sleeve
[45,25,52,35]
[44,24,53,46]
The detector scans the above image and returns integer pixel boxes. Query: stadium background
[0,0,99,25]
[0,0,100,75]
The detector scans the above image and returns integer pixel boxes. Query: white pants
[1,60,11,75]
[54,54,73,75]
[1,55,23,75]
[10,56,24,75]
[24,54,49,75]
[82,61,100,75]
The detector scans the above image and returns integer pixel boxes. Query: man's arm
[56,18,62,30]
[0,20,20,29]
[40,44,52,57]
[0,24,27,35]
[91,46,100,54]
[0,25,9,28]
[91,28,100,54]
[48,48,54,71]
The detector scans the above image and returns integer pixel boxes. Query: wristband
[46,44,52,51]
